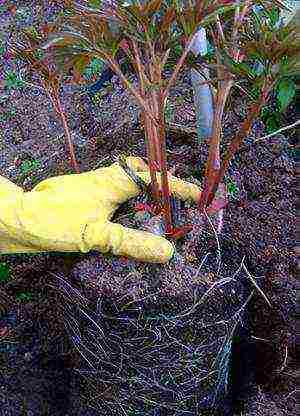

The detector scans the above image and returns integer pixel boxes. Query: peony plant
[13,0,298,236]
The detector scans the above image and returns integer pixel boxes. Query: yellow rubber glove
[0,157,201,263]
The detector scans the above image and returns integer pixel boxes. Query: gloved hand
[0,157,201,263]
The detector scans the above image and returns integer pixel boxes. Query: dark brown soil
[0,2,297,416]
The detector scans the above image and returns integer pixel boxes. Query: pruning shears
[118,154,193,239]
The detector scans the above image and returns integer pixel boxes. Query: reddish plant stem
[47,88,80,174]
[142,109,160,203]
[56,99,80,174]
[198,80,232,212]
[156,92,173,234]
[205,99,267,208]
[107,56,158,127]
[131,40,160,202]
[198,4,253,213]
[148,62,163,169]
[162,31,197,103]
[148,55,173,233]
[147,105,161,173]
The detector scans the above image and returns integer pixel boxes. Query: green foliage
[225,178,239,199]
[267,6,281,28]
[83,57,105,80]
[276,78,296,111]
[260,76,296,133]
[217,3,299,119]
[252,4,281,31]
[4,70,25,90]
[164,99,174,122]
[0,108,16,122]
[88,0,102,8]
[220,5,300,80]
[0,263,11,283]
[25,25,41,40]
[20,159,41,175]
[0,5,7,15]
[42,0,236,83]
[15,7,32,22]
[223,55,258,81]
[34,49,45,60]
[16,0,297,221]
[11,25,65,89]
[261,106,281,133]
[15,292,33,302]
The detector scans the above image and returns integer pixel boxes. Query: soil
[0,2,297,416]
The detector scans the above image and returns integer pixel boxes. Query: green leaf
[25,25,41,40]
[4,71,25,90]
[226,179,238,199]
[15,292,33,302]
[0,263,11,283]
[251,8,264,32]
[34,49,45,60]
[261,107,281,133]
[147,21,159,41]
[15,7,31,22]
[249,83,261,101]
[276,78,296,111]
[84,57,105,79]
[20,159,41,174]
[164,100,174,122]
[268,6,280,28]
[88,0,102,8]
[201,4,238,27]
[220,53,256,80]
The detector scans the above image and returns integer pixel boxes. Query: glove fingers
[167,174,202,201]
[124,157,149,172]
[136,171,201,202]
[107,156,201,204]
[86,221,175,263]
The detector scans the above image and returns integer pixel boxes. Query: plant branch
[253,120,300,143]
[157,90,173,234]
[198,1,258,212]
[198,80,233,212]
[162,32,197,104]
[106,56,159,126]
[148,61,162,167]
[132,39,160,202]
[205,98,267,208]
[46,84,80,173]
[131,39,146,93]
[215,14,225,43]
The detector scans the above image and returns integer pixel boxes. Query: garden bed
[0,2,297,416]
